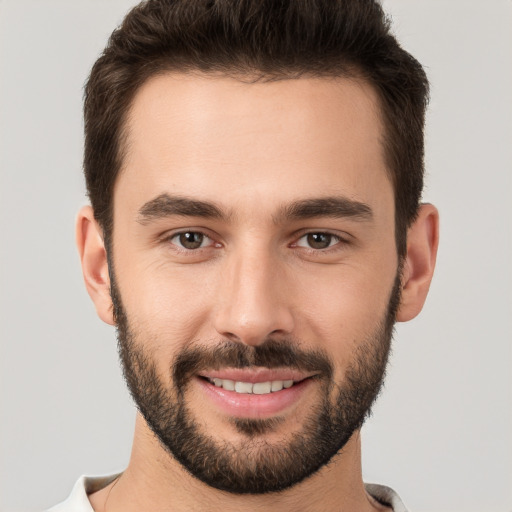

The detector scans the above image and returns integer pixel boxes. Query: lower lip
[196,377,314,419]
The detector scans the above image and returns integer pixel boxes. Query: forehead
[116,72,391,218]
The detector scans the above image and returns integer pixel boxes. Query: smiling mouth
[197,370,318,418]
[204,377,301,394]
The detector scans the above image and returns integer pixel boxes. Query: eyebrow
[136,193,373,225]
[276,196,373,223]
[137,194,229,224]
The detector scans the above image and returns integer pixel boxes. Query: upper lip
[198,367,318,383]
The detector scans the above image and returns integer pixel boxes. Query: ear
[76,205,115,326]
[396,203,439,322]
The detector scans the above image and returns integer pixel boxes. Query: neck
[90,413,382,512]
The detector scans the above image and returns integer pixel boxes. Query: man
[50,0,438,510]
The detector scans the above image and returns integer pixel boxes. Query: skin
[77,73,439,511]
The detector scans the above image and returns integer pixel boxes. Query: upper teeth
[210,378,294,394]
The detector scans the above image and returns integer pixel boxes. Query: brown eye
[174,231,207,250]
[306,233,334,249]
[294,232,345,251]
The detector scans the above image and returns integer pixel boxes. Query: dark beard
[111,270,401,495]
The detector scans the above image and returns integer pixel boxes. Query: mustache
[173,338,334,390]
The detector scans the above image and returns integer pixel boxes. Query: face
[110,74,400,493]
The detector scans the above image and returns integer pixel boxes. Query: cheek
[115,257,216,361]
[295,260,397,363]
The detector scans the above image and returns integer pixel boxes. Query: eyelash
[163,230,350,254]
[292,232,347,251]
[165,230,218,252]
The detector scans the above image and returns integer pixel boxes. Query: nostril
[212,296,295,346]
[220,331,243,343]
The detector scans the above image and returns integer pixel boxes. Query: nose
[213,246,295,346]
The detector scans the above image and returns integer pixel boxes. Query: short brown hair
[84,0,429,257]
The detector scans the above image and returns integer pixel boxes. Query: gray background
[1,1,511,510]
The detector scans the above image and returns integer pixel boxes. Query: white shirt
[47,474,408,511]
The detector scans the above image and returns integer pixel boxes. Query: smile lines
[207,377,295,395]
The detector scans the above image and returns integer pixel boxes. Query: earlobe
[76,205,115,326]
[396,203,439,322]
